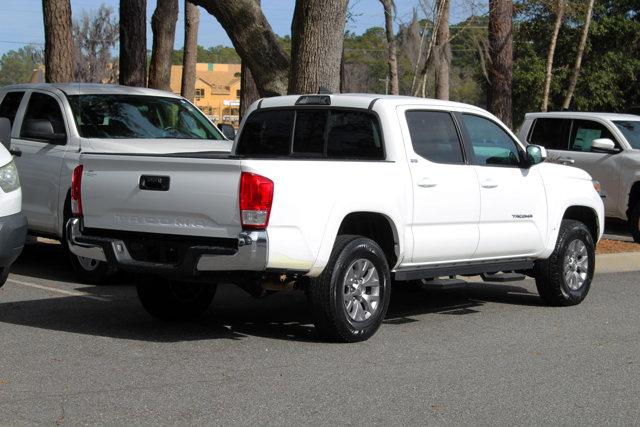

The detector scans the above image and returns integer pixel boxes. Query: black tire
[68,251,117,285]
[136,275,217,321]
[0,267,8,289]
[535,220,595,306]
[308,235,391,343]
[628,200,640,243]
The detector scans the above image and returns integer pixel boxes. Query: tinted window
[569,120,616,152]
[529,118,569,150]
[614,120,640,149]
[67,95,223,140]
[406,111,464,164]
[462,114,522,167]
[293,110,327,155]
[237,110,294,156]
[0,92,25,128]
[326,111,383,159]
[21,92,66,139]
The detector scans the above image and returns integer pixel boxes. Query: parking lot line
[6,278,111,302]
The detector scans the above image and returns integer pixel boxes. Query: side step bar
[481,272,526,282]
[393,259,534,282]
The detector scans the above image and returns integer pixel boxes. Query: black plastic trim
[393,258,535,282]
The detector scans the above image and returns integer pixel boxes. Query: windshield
[614,120,640,149]
[67,95,224,140]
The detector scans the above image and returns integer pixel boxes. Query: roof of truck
[524,111,640,121]
[1,83,180,98]
[257,93,489,114]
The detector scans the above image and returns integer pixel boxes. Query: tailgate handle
[139,175,170,191]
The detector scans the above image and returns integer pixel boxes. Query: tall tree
[119,0,147,87]
[149,0,179,90]
[541,0,565,111]
[487,0,513,128]
[42,0,74,83]
[73,5,119,84]
[181,0,199,101]
[561,0,595,110]
[413,0,447,97]
[189,0,289,96]
[240,0,261,118]
[434,0,450,100]
[380,0,399,95]
[289,0,349,94]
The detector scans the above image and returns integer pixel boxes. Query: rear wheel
[535,220,595,306]
[0,267,8,288]
[627,200,640,243]
[308,235,391,343]
[68,252,116,285]
[136,275,217,321]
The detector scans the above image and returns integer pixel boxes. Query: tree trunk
[487,0,513,128]
[541,0,565,112]
[434,0,450,100]
[190,0,289,97]
[119,0,147,87]
[288,0,349,94]
[149,0,179,91]
[380,0,399,95]
[562,0,595,110]
[413,0,446,97]
[181,0,199,101]
[42,0,74,83]
[240,62,260,119]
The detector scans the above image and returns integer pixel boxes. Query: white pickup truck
[0,84,230,283]
[67,94,604,342]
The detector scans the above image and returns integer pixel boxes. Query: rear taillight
[71,165,83,217]
[239,172,274,229]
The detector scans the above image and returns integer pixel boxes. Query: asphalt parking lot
[1,240,639,425]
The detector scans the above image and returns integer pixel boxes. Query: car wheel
[628,200,640,243]
[535,219,595,306]
[136,275,217,321]
[0,267,8,288]
[68,251,117,285]
[308,235,391,343]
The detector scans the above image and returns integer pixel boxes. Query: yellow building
[170,63,241,127]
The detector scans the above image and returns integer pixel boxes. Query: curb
[596,251,640,274]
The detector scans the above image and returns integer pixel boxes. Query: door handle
[417,177,437,188]
[9,149,21,157]
[557,156,574,165]
[481,179,498,189]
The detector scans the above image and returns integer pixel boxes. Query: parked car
[0,118,27,287]
[67,94,604,342]
[519,112,640,241]
[0,84,231,283]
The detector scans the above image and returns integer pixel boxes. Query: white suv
[519,112,640,241]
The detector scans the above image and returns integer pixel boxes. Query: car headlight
[592,179,602,195]
[0,160,20,193]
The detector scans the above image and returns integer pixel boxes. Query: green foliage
[172,45,241,65]
[0,46,43,86]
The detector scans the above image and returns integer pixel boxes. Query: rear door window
[0,91,25,129]
[237,109,384,160]
[569,120,618,152]
[405,110,464,164]
[529,118,570,150]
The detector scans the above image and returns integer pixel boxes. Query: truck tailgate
[80,153,242,239]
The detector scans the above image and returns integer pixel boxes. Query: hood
[80,138,233,154]
[0,144,11,167]
[538,162,593,181]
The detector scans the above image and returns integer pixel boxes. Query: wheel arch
[563,205,599,243]
[336,211,400,269]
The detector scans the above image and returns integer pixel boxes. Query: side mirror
[591,138,618,153]
[526,144,547,167]
[217,123,236,140]
[0,117,10,150]
[21,119,65,143]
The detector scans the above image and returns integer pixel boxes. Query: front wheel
[136,275,217,321]
[308,235,391,343]
[535,220,595,306]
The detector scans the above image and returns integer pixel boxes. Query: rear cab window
[0,91,26,129]
[529,118,571,150]
[236,108,384,160]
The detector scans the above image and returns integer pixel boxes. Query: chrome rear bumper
[66,218,268,274]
